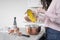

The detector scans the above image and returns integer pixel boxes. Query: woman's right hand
[24,16,31,22]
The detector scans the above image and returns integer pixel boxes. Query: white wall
[0,0,28,28]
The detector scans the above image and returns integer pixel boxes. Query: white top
[45,0,60,31]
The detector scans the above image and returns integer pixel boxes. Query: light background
[0,0,28,28]
[0,0,42,28]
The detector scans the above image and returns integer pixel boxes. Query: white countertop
[0,26,45,40]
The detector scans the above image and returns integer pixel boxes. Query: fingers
[24,16,31,22]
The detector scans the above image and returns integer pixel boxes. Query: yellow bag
[26,9,37,22]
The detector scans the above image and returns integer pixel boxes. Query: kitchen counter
[0,26,45,40]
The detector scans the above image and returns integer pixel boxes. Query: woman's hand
[24,12,37,22]
[24,16,31,22]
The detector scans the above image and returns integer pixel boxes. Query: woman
[25,0,60,40]
[41,0,60,40]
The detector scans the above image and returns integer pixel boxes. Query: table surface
[0,27,45,40]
